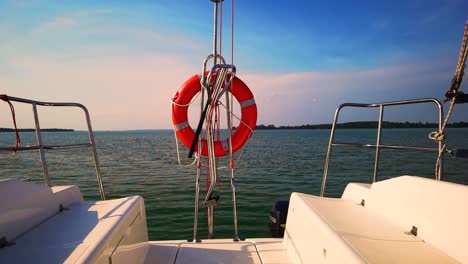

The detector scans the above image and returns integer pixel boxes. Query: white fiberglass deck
[283,176,466,263]
[113,238,292,264]
[1,176,467,263]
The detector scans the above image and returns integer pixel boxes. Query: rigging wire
[229,0,235,169]
[231,0,234,66]
[219,0,223,57]
[228,4,239,240]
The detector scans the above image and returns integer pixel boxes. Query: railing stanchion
[82,106,106,200]
[437,101,444,181]
[321,106,342,197]
[373,105,384,182]
[32,103,51,186]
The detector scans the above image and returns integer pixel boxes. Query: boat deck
[112,238,293,264]
[2,177,467,263]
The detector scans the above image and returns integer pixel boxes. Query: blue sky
[0,0,467,130]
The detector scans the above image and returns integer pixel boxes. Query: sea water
[0,128,467,240]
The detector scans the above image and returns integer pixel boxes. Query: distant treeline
[255,121,468,130]
[0,128,74,132]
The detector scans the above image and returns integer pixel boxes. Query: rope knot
[429,131,445,142]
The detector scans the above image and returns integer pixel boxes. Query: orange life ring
[172,74,257,157]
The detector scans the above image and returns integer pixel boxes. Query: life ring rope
[172,98,256,133]
[170,90,202,108]
[171,97,255,167]
[218,100,255,134]
[172,124,198,167]
[172,105,254,169]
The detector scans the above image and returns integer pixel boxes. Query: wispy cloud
[0,4,212,130]
[34,17,79,34]
[243,60,462,126]
[0,53,199,130]
[8,0,39,8]
[33,9,113,34]
[2,50,464,130]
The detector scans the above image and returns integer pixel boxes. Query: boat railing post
[436,99,444,180]
[226,76,239,241]
[373,105,384,182]
[193,165,201,242]
[231,178,239,241]
[207,206,215,239]
[81,105,106,200]
[321,105,342,197]
[32,103,51,186]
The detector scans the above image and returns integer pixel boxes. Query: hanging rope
[204,68,226,202]
[429,18,468,179]
[453,18,468,88]
[172,125,198,167]
[0,94,21,154]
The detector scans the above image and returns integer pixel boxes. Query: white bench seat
[283,176,465,263]
[0,179,83,243]
[0,195,147,263]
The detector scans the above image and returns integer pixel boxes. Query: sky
[0,0,467,130]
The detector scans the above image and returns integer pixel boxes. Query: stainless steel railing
[0,95,105,200]
[320,98,443,197]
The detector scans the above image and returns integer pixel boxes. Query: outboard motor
[269,200,289,238]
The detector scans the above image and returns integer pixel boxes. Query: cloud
[242,61,465,126]
[0,6,213,130]
[30,8,113,34]
[8,0,39,8]
[1,3,466,130]
[34,17,79,34]
[1,53,201,130]
[2,52,465,131]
